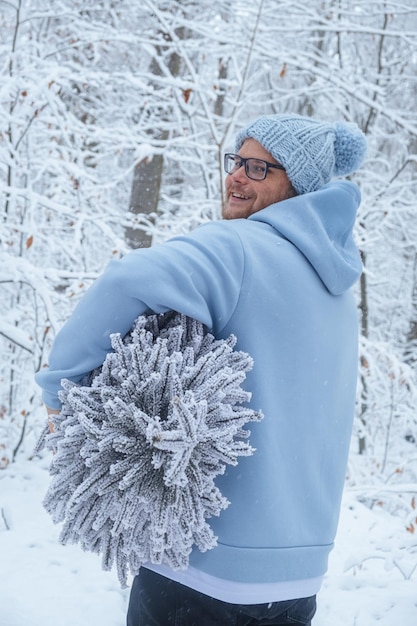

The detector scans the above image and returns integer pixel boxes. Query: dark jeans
[127,568,317,626]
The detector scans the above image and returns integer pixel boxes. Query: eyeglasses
[224,153,285,181]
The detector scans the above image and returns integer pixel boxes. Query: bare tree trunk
[125,153,164,249]
[125,29,186,249]
[405,253,417,366]
[214,57,228,119]
[358,247,368,455]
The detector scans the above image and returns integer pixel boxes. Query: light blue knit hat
[235,114,367,195]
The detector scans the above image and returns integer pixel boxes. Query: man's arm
[35,222,245,409]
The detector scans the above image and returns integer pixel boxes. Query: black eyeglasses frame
[224,153,285,181]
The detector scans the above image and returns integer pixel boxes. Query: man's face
[222,138,296,220]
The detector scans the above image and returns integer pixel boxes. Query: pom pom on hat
[332,120,367,176]
[235,114,367,195]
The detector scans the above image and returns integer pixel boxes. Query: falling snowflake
[36,311,262,586]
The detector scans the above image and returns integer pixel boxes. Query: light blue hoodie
[36,180,362,587]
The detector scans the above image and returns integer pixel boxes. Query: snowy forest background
[1,0,417,612]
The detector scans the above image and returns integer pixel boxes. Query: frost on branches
[36,311,262,586]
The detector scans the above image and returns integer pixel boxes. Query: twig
[1,507,10,531]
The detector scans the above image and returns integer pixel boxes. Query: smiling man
[36,113,367,626]
[223,139,297,219]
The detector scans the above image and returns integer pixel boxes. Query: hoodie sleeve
[35,221,245,409]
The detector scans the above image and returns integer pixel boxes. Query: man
[36,113,367,625]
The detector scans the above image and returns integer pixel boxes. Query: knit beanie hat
[235,114,367,195]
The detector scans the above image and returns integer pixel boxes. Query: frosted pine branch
[39,311,262,586]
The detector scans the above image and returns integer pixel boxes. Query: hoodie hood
[248,180,362,295]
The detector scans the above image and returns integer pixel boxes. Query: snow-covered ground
[1,452,416,626]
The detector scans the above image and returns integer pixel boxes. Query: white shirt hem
[144,563,323,604]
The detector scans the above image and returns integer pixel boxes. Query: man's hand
[46,407,60,433]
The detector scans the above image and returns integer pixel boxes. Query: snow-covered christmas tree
[37,311,262,586]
